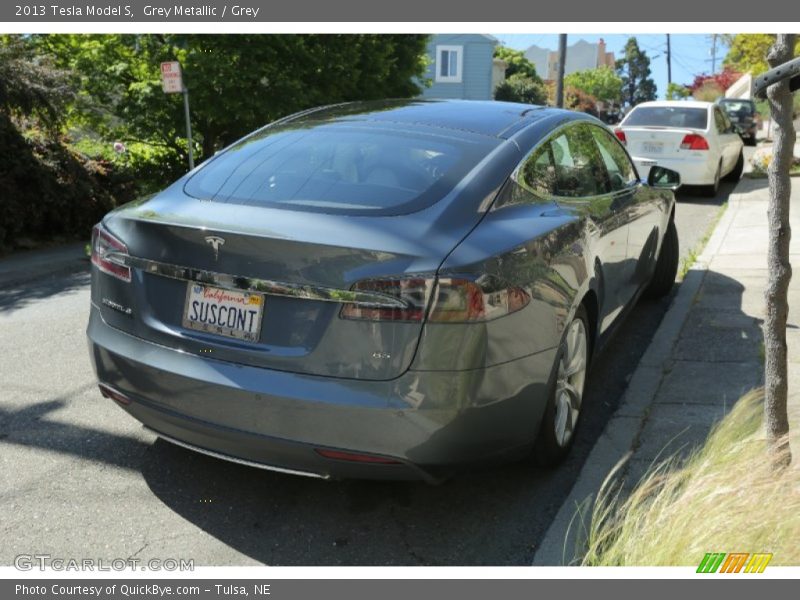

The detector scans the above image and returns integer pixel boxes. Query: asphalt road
[0,153,750,567]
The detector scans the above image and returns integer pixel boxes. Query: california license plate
[641,141,664,154]
[182,283,263,342]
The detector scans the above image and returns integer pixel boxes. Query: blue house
[420,34,502,101]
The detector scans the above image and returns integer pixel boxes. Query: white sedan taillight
[680,134,710,150]
[91,224,131,282]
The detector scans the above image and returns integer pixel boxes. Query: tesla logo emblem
[204,235,225,260]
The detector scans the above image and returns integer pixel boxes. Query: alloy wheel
[553,318,588,447]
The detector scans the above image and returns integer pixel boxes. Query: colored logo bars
[697,552,773,573]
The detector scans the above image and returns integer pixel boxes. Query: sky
[491,34,727,99]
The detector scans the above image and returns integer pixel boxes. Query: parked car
[88,100,680,482]
[615,100,744,197]
[716,97,759,146]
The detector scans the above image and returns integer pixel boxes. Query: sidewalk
[0,242,88,287]
[534,175,800,565]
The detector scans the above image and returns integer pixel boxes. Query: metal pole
[666,34,672,85]
[182,87,194,171]
[555,34,567,108]
[711,34,717,74]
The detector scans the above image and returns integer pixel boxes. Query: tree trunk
[764,33,796,467]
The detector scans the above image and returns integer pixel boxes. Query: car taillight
[91,223,131,282]
[340,276,530,323]
[680,134,709,150]
[614,129,627,144]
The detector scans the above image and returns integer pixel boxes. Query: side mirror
[647,166,681,191]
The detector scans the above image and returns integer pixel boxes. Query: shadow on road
[0,268,89,314]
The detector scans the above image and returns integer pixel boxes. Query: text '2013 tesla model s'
[87,100,680,482]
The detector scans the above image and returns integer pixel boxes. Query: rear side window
[184,123,495,215]
[589,126,637,191]
[720,100,754,116]
[624,106,708,130]
[550,125,606,198]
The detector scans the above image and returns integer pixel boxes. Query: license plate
[182,283,263,342]
[641,141,664,154]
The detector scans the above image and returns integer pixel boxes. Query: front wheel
[534,305,590,467]
[644,218,679,299]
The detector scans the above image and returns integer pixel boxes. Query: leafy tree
[564,67,622,103]
[0,36,119,250]
[37,34,429,171]
[493,45,542,82]
[688,67,741,98]
[616,37,657,107]
[724,34,800,76]
[494,73,548,105]
[0,36,72,128]
[666,82,690,100]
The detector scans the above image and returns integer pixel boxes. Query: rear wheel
[723,151,744,182]
[644,218,679,299]
[703,163,721,197]
[534,305,590,466]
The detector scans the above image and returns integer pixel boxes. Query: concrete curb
[532,182,754,566]
[0,242,89,287]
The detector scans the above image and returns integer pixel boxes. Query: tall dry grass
[580,389,800,566]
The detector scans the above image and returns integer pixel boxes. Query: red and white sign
[160,61,183,94]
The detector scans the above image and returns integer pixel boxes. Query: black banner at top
[2,0,799,22]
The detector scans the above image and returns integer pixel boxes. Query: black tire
[644,218,679,299]
[702,163,721,197]
[723,151,744,182]
[534,305,591,467]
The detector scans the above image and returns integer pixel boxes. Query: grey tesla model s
[88,99,680,482]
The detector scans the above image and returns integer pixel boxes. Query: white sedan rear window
[624,107,708,130]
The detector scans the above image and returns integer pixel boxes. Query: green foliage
[616,37,657,107]
[724,34,800,76]
[0,36,73,129]
[0,116,127,250]
[493,45,542,82]
[666,82,691,101]
[36,34,429,169]
[564,67,622,103]
[494,73,548,105]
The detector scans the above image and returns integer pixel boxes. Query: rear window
[624,106,709,130]
[719,100,755,116]
[184,122,495,215]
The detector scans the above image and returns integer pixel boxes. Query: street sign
[160,61,183,94]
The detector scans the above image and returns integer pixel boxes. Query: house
[525,38,615,81]
[420,34,503,100]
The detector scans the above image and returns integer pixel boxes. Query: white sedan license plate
[641,141,664,154]
[182,284,264,342]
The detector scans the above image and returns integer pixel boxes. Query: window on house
[435,45,463,83]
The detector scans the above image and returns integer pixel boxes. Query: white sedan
[615,100,744,196]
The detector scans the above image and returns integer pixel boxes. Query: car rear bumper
[87,305,556,481]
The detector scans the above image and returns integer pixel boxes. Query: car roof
[631,100,714,110]
[285,99,575,139]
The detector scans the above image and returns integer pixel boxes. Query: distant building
[524,38,615,81]
[421,34,503,100]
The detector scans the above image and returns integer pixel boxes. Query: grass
[745,164,800,179]
[580,389,800,566]
[678,202,728,280]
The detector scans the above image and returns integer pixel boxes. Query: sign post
[160,61,194,170]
